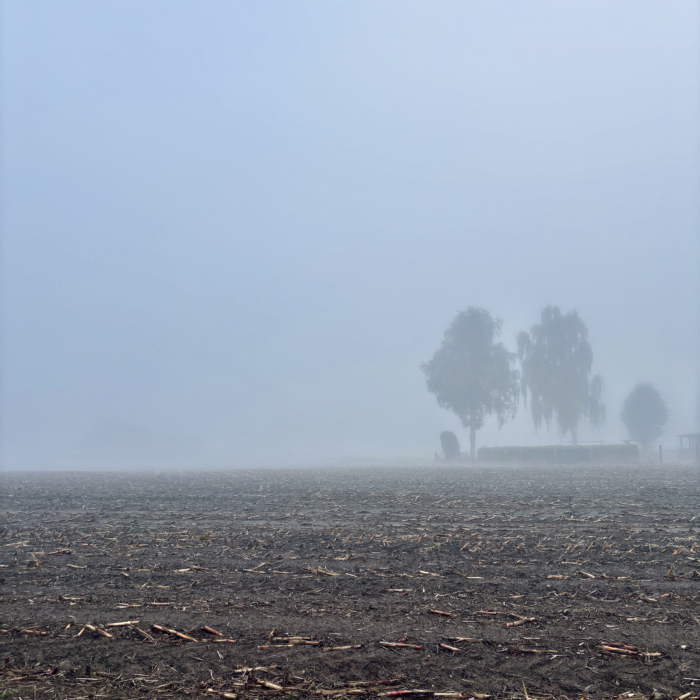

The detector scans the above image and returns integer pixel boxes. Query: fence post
[659,444,663,464]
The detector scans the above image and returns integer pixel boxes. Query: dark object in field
[440,431,461,462]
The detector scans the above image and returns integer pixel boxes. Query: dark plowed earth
[1,464,700,699]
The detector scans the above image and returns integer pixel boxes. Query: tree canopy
[621,382,668,447]
[517,306,604,444]
[421,307,519,459]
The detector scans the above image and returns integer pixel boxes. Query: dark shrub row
[477,443,639,464]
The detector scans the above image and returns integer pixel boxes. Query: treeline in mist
[422,306,669,459]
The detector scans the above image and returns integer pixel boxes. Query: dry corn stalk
[134,627,155,642]
[380,641,422,650]
[446,637,483,644]
[81,624,113,639]
[323,645,362,651]
[206,690,237,699]
[106,621,138,627]
[595,642,661,658]
[307,566,340,576]
[258,641,321,649]
[383,692,490,698]
[272,636,314,642]
[152,624,197,642]
[506,614,536,627]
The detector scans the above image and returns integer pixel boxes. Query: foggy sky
[2,2,698,469]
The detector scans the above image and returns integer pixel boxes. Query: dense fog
[2,2,698,468]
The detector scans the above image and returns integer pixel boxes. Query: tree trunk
[470,425,476,461]
[571,428,578,446]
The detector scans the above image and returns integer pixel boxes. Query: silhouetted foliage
[440,431,461,462]
[478,443,639,464]
[421,307,519,460]
[517,306,604,444]
[621,382,668,448]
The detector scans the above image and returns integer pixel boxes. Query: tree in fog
[621,382,668,447]
[517,306,604,444]
[421,308,519,460]
[440,430,461,461]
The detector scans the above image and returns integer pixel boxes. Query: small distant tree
[517,306,604,444]
[621,382,668,448]
[440,431,461,462]
[421,307,519,460]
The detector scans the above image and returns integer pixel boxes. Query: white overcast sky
[2,2,698,468]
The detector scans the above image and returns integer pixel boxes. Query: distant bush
[621,382,668,447]
[440,431,462,462]
[477,444,639,464]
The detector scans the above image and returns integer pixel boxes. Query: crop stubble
[1,464,700,699]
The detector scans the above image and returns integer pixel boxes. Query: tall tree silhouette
[421,308,519,459]
[517,306,604,444]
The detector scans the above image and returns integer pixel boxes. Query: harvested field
[2,464,700,699]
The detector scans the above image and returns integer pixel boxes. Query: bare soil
[2,464,700,699]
